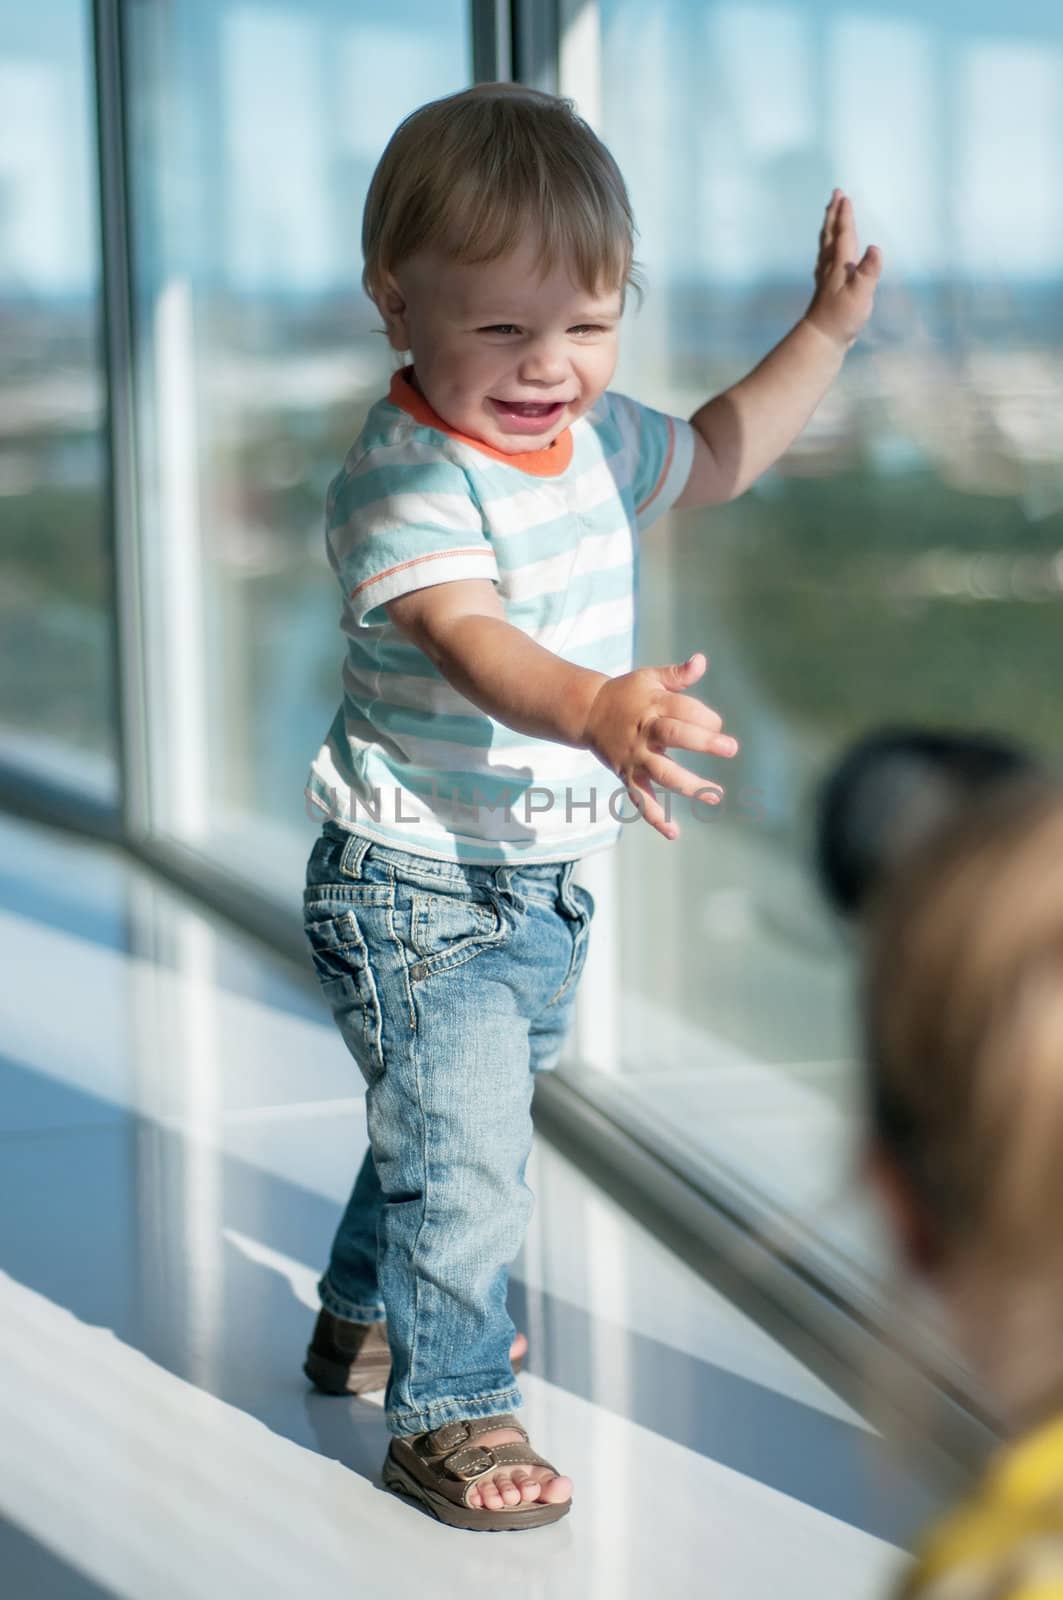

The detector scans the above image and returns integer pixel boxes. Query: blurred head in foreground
[815,726,1036,922]
[859,772,1063,1427]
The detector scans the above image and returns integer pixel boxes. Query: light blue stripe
[345,634,442,681]
[329,456,473,527]
[365,703,495,750]
[502,565,633,629]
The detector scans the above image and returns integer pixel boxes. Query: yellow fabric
[903,1415,1063,1600]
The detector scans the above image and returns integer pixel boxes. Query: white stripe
[499,524,633,604]
[316,721,609,784]
[537,594,633,654]
[478,454,628,540]
[371,728,607,783]
[343,549,499,625]
[329,489,485,562]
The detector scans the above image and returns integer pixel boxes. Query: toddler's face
[380,236,623,453]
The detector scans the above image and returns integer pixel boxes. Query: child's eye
[570,325,606,336]
[479,324,521,336]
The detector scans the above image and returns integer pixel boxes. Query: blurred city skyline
[3,0,1063,298]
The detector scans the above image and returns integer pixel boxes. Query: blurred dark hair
[814,727,1039,920]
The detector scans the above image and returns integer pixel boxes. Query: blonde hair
[864,779,1063,1419]
[361,82,641,305]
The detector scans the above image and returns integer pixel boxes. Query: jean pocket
[303,907,384,1081]
[405,886,509,982]
[547,882,595,1010]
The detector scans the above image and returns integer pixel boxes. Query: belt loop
[338,831,372,880]
[492,862,525,923]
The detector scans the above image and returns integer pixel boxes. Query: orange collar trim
[387,366,574,477]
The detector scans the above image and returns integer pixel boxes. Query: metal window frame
[472,0,512,81]
[0,0,1000,1492]
[94,0,151,847]
[0,1,130,848]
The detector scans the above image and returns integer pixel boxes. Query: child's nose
[517,340,568,386]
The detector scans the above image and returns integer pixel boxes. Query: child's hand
[805,189,882,350]
[581,652,738,841]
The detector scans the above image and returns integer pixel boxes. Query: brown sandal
[382,1413,571,1531]
[304,1310,393,1396]
[304,1310,525,1397]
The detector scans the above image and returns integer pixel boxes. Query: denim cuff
[386,1383,524,1439]
[318,1272,386,1324]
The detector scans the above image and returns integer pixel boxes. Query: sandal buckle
[445,1445,498,1481]
[428,1421,470,1453]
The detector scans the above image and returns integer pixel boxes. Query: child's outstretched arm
[387,581,735,841]
[674,189,882,510]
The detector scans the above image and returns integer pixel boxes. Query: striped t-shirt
[304,365,695,864]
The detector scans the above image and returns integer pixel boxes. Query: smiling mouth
[489,406,573,438]
[489,398,570,419]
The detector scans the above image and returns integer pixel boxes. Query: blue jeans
[302,821,595,1437]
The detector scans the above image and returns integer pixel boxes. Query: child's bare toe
[463,1429,573,1513]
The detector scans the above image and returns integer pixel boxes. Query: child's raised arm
[674,190,882,511]
[387,582,736,841]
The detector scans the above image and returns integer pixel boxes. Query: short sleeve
[326,444,500,629]
[606,390,696,532]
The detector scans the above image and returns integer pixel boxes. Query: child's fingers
[643,751,725,804]
[854,243,883,282]
[658,689,730,735]
[657,651,708,691]
[834,195,859,279]
[625,772,679,841]
[650,713,739,758]
[819,189,841,254]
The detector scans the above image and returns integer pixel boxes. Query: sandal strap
[443,1440,558,1484]
[419,1414,527,1460]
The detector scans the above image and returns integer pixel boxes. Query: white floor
[0,812,922,1599]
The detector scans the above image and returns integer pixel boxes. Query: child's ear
[865,1138,943,1278]
[374,273,411,353]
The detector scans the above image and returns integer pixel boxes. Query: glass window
[123,1,472,891]
[563,0,1063,1306]
[0,4,115,800]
